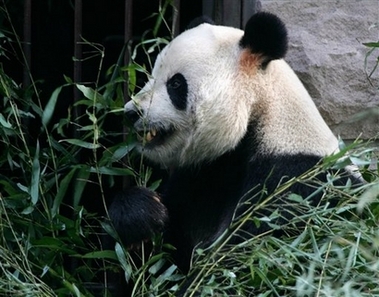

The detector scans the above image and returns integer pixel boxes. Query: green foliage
[0,1,173,296]
[0,53,128,296]
[0,8,137,296]
[0,2,379,297]
[178,146,379,297]
[363,27,379,89]
[93,142,379,297]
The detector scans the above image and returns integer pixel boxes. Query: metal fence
[19,0,261,106]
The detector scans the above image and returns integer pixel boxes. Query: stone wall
[261,1,379,140]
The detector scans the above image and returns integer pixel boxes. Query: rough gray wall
[261,1,379,140]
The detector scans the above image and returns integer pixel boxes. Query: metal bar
[124,0,133,102]
[202,0,215,19]
[172,0,180,37]
[73,0,82,122]
[214,0,222,25]
[242,0,261,27]
[223,0,241,27]
[68,0,83,275]
[123,0,133,189]
[23,0,32,87]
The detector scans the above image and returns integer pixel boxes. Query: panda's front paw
[108,187,168,247]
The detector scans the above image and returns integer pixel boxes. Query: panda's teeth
[145,129,157,142]
[146,132,153,142]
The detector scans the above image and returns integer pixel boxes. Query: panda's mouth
[136,126,175,147]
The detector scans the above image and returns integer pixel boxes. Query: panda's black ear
[240,12,287,62]
[187,16,215,30]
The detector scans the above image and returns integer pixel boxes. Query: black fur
[166,73,188,110]
[109,187,168,246]
[161,126,327,273]
[109,124,344,273]
[240,12,288,62]
[124,109,141,126]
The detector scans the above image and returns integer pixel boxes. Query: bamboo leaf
[76,84,105,103]
[363,42,379,48]
[42,86,62,128]
[89,166,134,176]
[115,243,132,283]
[76,84,95,100]
[101,221,119,241]
[30,140,41,205]
[112,145,134,162]
[52,167,77,218]
[79,250,118,260]
[0,113,12,128]
[72,166,91,209]
[60,139,100,149]
[100,142,136,166]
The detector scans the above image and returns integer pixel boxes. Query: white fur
[125,23,339,167]
[250,60,339,157]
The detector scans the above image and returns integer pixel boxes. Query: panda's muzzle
[125,109,174,147]
[125,109,141,126]
[136,126,175,147]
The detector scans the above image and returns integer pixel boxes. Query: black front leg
[109,186,169,247]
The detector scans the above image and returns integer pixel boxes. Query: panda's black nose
[125,109,141,125]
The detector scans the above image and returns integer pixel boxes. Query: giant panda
[109,12,350,274]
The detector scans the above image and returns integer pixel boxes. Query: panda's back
[251,59,339,158]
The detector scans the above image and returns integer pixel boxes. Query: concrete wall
[261,1,379,141]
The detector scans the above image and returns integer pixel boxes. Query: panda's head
[125,12,337,168]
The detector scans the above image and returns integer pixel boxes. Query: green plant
[363,22,379,89]
[0,3,130,295]
[99,140,379,297]
[1,2,379,297]
[0,44,128,297]
[0,1,176,296]
[176,141,379,297]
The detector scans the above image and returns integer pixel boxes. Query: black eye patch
[166,73,188,110]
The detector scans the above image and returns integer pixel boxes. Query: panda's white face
[125,24,252,167]
[125,13,339,168]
